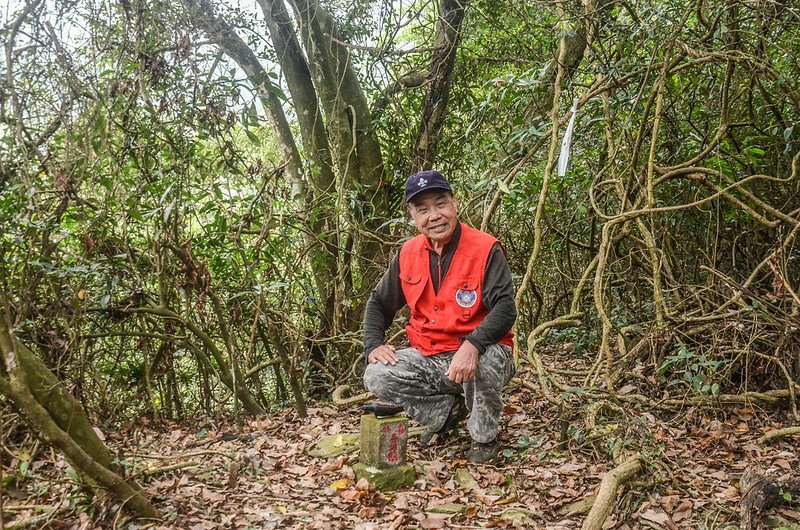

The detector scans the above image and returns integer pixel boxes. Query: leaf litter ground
[3,364,800,530]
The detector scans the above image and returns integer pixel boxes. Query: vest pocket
[400,273,425,309]
[453,278,480,320]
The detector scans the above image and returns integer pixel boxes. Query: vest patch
[455,288,478,308]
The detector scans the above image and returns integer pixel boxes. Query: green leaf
[245,129,261,146]
[268,83,286,100]
[65,465,80,483]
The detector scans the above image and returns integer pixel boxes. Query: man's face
[408,191,459,247]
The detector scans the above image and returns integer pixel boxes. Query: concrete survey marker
[353,413,415,490]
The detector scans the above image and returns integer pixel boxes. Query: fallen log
[740,469,800,530]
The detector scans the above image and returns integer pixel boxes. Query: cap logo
[417,178,428,187]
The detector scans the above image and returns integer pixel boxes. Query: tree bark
[0,301,159,520]
[261,321,307,418]
[185,0,342,339]
[288,0,391,304]
[0,376,159,520]
[288,0,387,196]
[255,0,341,335]
[740,469,800,530]
[411,0,470,172]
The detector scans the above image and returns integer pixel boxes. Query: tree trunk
[288,0,391,302]
[411,0,470,172]
[184,0,303,187]
[12,333,116,470]
[185,0,341,341]
[0,302,159,520]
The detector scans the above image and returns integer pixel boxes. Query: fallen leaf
[92,427,106,441]
[355,478,373,491]
[657,495,679,512]
[340,489,366,501]
[419,517,446,529]
[320,455,349,473]
[774,459,791,470]
[387,513,405,530]
[640,508,672,526]
[284,465,309,475]
[673,508,692,522]
[330,478,350,491]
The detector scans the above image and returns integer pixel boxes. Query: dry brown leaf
[775,458,792,470]
[640,508,675,529]
[355,477,373,491]
[474,491,501,505]
[320,455,349,473]
[284,464,309,475]
[657,495,679,511]
[340,489,366,501]
[419,517,447,529]
[387,513,406,530]
[714,485,740,502]
[672,508,692,522]
[357,506,377,518]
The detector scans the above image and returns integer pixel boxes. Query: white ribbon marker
[557,98,579,177]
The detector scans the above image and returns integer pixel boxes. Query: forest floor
[3,362,800,530]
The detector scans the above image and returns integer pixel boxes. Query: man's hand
[445,340,479,383]
[368,344,398,365]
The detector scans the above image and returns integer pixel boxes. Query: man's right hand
[368,344,398,365]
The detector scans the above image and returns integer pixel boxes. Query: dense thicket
[1,0,799,515]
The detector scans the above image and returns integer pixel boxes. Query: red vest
[399,223,514,355]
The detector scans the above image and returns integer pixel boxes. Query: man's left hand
[445,340,479,384]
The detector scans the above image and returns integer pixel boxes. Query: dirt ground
[3,364,800,529]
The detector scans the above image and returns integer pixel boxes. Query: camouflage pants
[363,344,515,443]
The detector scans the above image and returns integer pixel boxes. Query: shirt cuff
[462,336,487,355]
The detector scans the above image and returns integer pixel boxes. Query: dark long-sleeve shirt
[363,223,516,359]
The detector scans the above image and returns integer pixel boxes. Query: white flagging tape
[557,98,580,177]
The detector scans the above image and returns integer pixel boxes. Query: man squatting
[362,170,516,464]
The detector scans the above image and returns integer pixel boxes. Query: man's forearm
[363,294,390,357]
[465,297,516,353]
[362,254,405,360]
[465,244,516,353]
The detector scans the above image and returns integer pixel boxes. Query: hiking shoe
[467,438,499,464]
[420,398,468,446]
